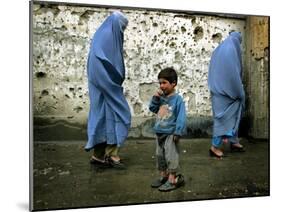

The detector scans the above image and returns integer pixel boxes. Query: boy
[149,67,187,192]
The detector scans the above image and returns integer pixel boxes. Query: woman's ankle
[211,146,223,156]
[232,143,243,148]
[109,155,120,162]
[92,155,105,162]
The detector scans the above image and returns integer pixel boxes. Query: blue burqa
[85,11,131,151]
[208,32,245,139]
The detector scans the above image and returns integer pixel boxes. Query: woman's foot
[110,155,121,162]
[105,156,125,169]
[230,143,245,152]
[90,155,105,164]
[209,146,224,158]
[222,138,229,144]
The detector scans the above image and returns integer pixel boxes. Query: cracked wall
[244,16,269,139]
[32,3,247,140]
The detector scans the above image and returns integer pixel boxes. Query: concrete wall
[32,3,250,140]
[244,16,269,139]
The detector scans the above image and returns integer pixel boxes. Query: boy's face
[158,78,176,96]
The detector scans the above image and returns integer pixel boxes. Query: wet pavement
[33,138,269,211]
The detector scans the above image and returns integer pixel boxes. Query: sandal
[90,155,105,164]
[105,156,126,169]
[158,174,184,192]
[230,144,245,152]
[151,176,168,188]
[209,149,224,159]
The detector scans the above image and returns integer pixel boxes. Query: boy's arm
[174,99,187,137]
[149,96,161,114]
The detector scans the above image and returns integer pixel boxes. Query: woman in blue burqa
[208,32,245,158]
[85,11,131,168]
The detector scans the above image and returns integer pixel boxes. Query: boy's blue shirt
[149,93,187,136]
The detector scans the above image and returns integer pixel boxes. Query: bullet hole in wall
[212,33,222,43]
[73,106,83,113]
[36,72,47,78]
[193,26,204,41]
[169,42,176,48]
[181,26,187,33]
[79,10,92,23]
[152,22,158,27]
[191,17,196,25]
[41,90,49,96]
[160,29,167,34]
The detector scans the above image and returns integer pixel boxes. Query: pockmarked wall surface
[244,16,269,139]
[32,3,247,140]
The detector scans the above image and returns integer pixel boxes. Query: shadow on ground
[32,138,269,210]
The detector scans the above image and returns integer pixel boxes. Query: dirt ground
[32,138,269,211]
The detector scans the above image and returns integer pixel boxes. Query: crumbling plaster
[33,4,246,138]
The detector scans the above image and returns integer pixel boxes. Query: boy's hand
[173,135,180,143]
[154,89,164,97]
[152,89,163,101]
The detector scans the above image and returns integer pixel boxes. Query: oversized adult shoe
[158,174,184,192]
[151,176,168,188]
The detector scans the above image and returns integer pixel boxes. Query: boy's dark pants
[156,134,180,173]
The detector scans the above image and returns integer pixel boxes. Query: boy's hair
[158,67,178,85]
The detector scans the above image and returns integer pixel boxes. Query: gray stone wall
[32,3,247,140]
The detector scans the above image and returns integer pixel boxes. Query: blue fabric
[149,93,187,136]
[211,129,238,148]
[208,32,245,138]
[85,12,131,151]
